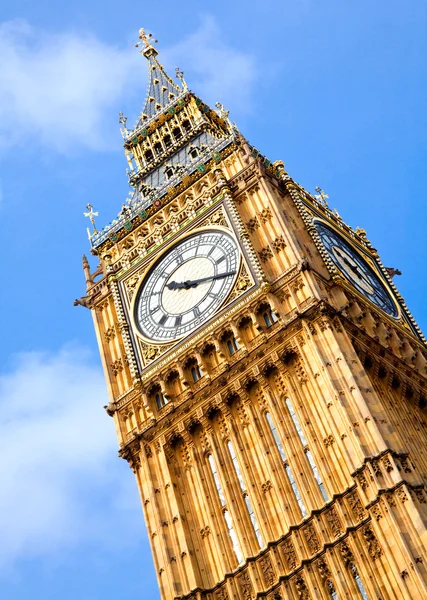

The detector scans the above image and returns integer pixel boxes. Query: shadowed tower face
[78,27,427,600]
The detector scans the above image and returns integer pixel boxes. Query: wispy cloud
[0,18,257,154]
[164,15,257,116]
[0,344,142,573]
[0,20,140,152]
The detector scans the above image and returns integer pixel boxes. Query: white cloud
[164,15,257,116]
[0,20,141,152]
[0,18,257,153]
[0,344,143,572]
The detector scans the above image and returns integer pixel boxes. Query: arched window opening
[266,412,307,517]
[182,119,191,132]
[202,343,219,370]
[154,142,163,156]
[222,330,240,357]
[164,135,172,149]
[260,303,278,328]
[145,149,153,163]
[172,127,182,141]
[226,337,239,356]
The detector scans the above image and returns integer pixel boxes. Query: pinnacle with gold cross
[314,186,329,207]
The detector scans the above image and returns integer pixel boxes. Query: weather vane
[175,67,188,91]
[314,186,329,207]
[84,203,98,241]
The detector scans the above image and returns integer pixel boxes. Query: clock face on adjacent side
[135,230,240,342]
[314,221,398,318]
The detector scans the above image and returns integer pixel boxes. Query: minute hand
[167,271,236,290]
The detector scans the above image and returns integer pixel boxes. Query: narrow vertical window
[208,454,243,564]
[191,364,203,382]
[266,412,307,517]
[227,441,263,548]
[327,580,339,600]
[285,398,328,502]
[350,564,370,600]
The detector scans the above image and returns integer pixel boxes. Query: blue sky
[0,1,426,599]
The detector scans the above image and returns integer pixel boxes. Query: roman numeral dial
[315,220,398,318]
[135,230,240,342]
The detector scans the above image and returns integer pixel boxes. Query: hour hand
[166,280,186,290]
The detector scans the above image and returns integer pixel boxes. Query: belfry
[77,28,427,600]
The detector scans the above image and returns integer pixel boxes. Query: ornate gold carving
[111,358,124,376]
[271,235,287,253]
[363,525,382,560]
[348,492,366,522]
[262,480,273,493]
[258,246,273,263]
[125,273,141,300]
[398,487,408,503]
[200,526,211,538]
[199,206,229,229]
[356,471,368,490]
[215,588,228,600]
[326,506,342,537]
[104,325,116,342]
[227,263,253,303]
[316,557,331,579]
[260,554,275,587]
[371,505,383,521]
[282,538,297,570]
[246,216,260,233]
[238,570,253,600]
[140,342,170,365]
[294,574,310,600]
[303,523,320,554]
[259,207,273,223]
[339,541,353,564]
[323,435,335,447]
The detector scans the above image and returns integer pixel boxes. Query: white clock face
[135,230,239,342]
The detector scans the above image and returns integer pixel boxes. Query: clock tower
[76,29,427,600]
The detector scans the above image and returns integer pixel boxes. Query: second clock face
[135,230,239,342]
[315,221,398,318]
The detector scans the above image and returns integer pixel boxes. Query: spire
[134,28,183,126]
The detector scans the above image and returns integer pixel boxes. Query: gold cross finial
[314,186,329,207]
[136,28,158,51]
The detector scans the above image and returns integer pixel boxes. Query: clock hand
[342,255,367,280]
[166,271,236,291]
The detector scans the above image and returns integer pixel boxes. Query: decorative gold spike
[175,66,188,91]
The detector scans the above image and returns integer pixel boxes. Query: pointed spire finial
[84,203,98,241]
[136,28,158,57]
[119,111,128,139]
[175,67,188,91]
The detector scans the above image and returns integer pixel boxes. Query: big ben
[76,28,427,600]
